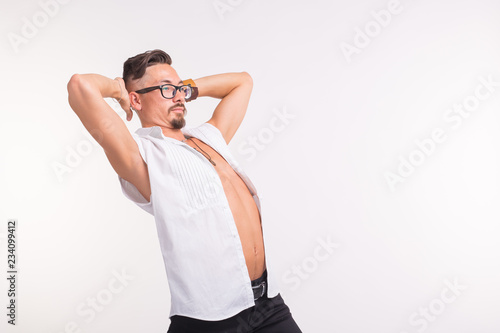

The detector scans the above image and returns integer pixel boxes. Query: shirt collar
[135,126,164,139]
[135,126,191,145]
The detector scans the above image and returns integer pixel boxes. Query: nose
[172,88,185,104]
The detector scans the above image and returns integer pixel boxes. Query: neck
[163,128,186,141]
[141,121,187,141]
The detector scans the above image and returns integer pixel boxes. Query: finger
[126,106,133,121]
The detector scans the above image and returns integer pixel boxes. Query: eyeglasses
[135,84,193,99]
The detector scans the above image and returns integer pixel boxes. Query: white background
[1,0,500,332]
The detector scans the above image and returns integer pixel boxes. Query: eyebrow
[160,79,184,85]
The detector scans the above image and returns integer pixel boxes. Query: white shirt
[118,122,280,320]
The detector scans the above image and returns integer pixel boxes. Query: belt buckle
[252,280,266,300]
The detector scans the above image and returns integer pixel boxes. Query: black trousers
[167,271,302,333]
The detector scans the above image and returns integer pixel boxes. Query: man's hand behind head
[114,77,133,121]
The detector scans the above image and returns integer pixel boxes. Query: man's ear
[129,92,142,111]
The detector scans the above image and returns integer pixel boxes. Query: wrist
[182,79,198,102]
[112,78,123,103]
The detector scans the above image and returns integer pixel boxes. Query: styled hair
[122,49,172,88]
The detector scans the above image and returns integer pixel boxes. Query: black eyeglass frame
[135,84,193,99]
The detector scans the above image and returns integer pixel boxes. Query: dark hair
[122,49,172,87]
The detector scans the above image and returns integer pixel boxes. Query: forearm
[193,72,252,99]
[68,74,122,103]
[68,74,134,122]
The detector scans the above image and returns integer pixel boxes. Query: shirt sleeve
[202,122,228,147]
[117,135,154,215]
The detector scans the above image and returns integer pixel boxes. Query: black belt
[251,270,268,301]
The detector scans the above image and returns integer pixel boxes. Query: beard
[170,109,187,129]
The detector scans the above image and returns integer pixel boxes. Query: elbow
[67,73,83,95]
[67,74,90,110]
[68,73,79,89]
[67,73,93,95]
[67,74,81,100]
[67,74,82,110]
[240,71,253,87]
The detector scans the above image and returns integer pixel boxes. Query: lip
[171,108,184,113]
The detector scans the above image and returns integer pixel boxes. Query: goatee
[171,116,185,129]
[169,104,186,129]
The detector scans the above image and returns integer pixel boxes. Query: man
[67,49,302,332]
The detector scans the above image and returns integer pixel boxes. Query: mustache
[169,103,186,113]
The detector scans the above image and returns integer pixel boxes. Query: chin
[171,119,186,129]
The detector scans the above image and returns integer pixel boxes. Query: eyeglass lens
[161,85,192,99]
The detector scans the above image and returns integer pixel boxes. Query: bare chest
[184,137,243,186]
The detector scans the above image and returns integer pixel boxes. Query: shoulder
[183,122,227,147]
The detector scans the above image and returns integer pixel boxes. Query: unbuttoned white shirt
[118,122,280,320]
